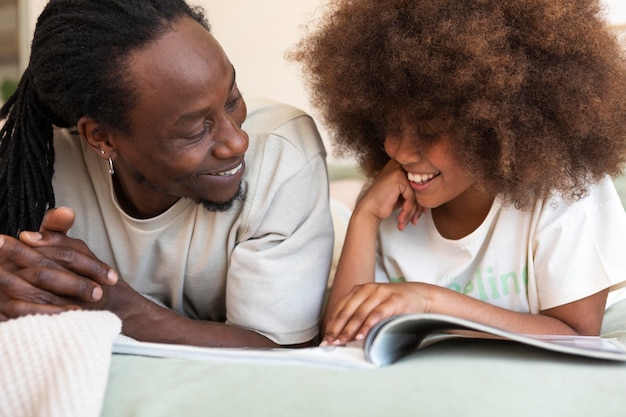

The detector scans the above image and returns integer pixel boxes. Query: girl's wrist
[351,202,384,230]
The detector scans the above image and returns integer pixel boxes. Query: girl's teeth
[408,172,436,184]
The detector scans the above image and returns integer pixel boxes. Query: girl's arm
[323,279,608,346]
[322,160,423,341]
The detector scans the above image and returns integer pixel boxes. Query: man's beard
[197,186,245,212]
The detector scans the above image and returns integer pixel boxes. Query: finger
[334,290,392,344]
[321,289,364,346]
[39,206,76,234]
[329,284,410,344]
[21,229,97,258]
[323,284,380,345]
[0,237,110,300]
[0,235,56,270]
[397,206,416,231]
[351,299,405,341]
[397,197,418,231]
[10,265,105,301]
[0,266,87,306]
[39,245,117,286]
[409,205,427,225]
[0,299,80,320]
[412,206,428,224]
[17,234,117,286]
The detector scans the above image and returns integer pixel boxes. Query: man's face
[108,17,248,218]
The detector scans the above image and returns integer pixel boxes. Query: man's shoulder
[243,97,325,159]
[243,97,309,132]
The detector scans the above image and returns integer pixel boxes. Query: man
[0,0,333,347]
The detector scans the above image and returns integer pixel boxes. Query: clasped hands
[0,207,119,321]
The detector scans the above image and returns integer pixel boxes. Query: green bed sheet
[102,299,626,417]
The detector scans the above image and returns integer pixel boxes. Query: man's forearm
[108,281,280,348]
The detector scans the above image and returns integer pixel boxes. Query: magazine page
[364,313,626,367]
[112,336,374,369]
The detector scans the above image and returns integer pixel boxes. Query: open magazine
[363,313,626,366]
[112,313,626,368]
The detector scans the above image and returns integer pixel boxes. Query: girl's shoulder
[530,176,625,232]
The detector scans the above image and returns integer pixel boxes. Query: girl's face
[383,125,475,209]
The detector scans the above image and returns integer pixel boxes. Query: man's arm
[97,279,281,348]
[3,207,283,348]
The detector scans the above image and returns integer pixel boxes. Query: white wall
[604,0,626,25]
[191,0,324,118]
[0,2,18,83]
[18,0,47,72]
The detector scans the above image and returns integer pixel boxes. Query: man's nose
[212,115,249,158]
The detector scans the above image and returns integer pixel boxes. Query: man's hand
[0,207,118,320]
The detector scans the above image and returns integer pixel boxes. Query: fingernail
[319,340,329,347]
[21,231,42,241]
[356,333,365,341]
[92,286,103,300]
[107,269,118,284]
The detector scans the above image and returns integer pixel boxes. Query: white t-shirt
[375,176,626,313]
[52,98,334,345]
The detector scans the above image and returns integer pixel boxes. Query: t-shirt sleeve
[225,113,334,345]
[532,177,626,310]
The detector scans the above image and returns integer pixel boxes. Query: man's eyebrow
[173,65,238,127]
[230,65,237,92]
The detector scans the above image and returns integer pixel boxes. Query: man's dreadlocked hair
[0,0,209,237]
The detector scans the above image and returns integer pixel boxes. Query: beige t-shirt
[52,98,334,345]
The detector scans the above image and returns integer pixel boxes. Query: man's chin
[196,187,245,212]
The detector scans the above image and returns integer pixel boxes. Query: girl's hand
[320,282,432,346]
[358,160,425,230]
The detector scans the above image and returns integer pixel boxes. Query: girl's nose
[384,132,419,165]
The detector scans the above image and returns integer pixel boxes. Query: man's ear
[76,116,116,159]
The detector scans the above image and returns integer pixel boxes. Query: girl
[293,0,626,346]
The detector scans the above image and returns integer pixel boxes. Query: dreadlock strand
[0,72,52,236]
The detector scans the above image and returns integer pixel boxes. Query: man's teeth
[212,163,242,176]
[407,172,437,184]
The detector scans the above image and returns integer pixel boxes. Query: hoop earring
[108,157,115,175]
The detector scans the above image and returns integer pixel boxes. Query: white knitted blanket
[0,310,122,417]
